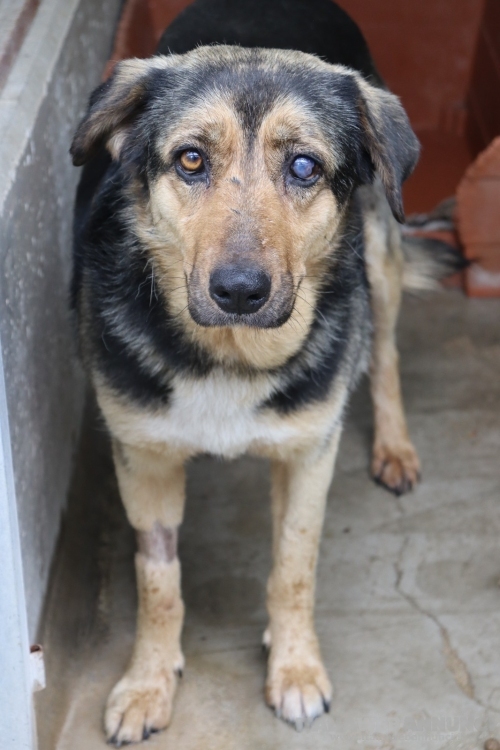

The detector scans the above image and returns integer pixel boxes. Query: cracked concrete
[395,538,475,702]
[36,291,500,750]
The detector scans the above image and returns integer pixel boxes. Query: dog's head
[72,47,418,331]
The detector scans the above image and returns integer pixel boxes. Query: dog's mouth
[186,266,295,328]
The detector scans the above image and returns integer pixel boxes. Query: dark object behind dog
[70,0,464,744]
[157,0,383,85]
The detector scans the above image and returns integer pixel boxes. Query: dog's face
[72,47,418,331]
[148,90,348,329]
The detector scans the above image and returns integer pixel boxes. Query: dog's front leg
[105,442,186,745]
[265,429,341,729]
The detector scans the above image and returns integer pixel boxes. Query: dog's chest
[118,371,301,458]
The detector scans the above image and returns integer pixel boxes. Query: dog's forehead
[151,53,359,152]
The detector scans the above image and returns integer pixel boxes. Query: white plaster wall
[0,0,122,642]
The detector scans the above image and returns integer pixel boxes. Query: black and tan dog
[71,0,463,743]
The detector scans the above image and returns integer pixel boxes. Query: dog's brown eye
[179,149,204,173]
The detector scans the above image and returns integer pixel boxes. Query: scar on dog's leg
[265,430,340,729]
[363,189,421,494]
[105,442,186,746]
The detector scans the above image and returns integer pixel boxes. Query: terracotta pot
[456,137,500,297]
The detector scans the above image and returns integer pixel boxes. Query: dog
[70,0,464,743]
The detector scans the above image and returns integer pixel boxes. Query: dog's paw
[265,659,332,730]
[104,667,180,746]
[371,442,421,495]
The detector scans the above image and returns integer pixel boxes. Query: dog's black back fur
[157,0,382,85]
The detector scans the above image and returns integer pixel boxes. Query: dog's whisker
[168,303,190,321]
[166,285,188,294]
[292,305,309,332]
[284,314,302,336]
[295,290,330,327]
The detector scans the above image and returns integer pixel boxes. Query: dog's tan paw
[372,442,421,495]
[105,670,179,746]
[266,660,332,730]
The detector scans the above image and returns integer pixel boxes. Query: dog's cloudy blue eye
[290,156,318,180]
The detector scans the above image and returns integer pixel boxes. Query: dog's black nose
[209,265,271,314]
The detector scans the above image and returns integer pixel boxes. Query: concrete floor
[36,291,500,750]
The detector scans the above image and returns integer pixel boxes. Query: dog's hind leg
[360,182,420,495]
[265,430,340,729]
[104,441,187,746]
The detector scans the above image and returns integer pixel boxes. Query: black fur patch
[75,166,214,406]
[263,213,370,413]
[157,0,383,86]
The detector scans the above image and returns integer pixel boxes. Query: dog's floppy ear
[356,78,420,223]
[70,58,167,166]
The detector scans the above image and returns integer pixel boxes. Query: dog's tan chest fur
[98,371,347,459]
